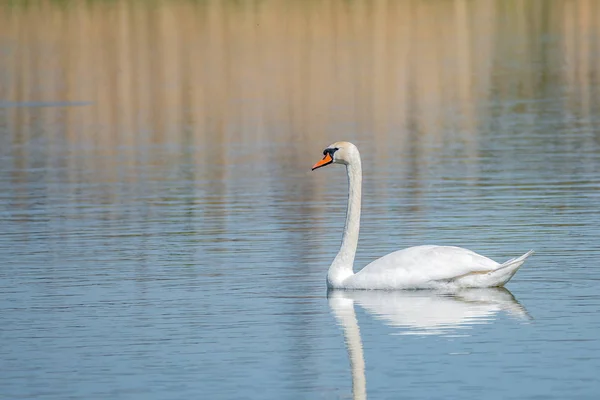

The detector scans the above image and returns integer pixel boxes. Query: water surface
[1,1,600,399]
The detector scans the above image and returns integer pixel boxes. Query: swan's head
[312,141,359,170]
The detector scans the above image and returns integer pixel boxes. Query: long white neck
[327,155,362,288]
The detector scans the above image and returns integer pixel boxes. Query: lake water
[1,1,600,399]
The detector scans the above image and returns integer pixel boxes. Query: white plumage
[312,141,534,290]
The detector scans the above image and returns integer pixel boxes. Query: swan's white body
[312,141,533,290]
[333,245,533,290]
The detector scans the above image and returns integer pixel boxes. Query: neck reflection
[328,288,530,399]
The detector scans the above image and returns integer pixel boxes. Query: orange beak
[312,153,333,170]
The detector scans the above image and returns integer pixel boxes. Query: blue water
[2,1,600,399]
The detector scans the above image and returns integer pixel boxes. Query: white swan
[312,141,534,290]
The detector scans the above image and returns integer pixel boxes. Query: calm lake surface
[1,1,600,399]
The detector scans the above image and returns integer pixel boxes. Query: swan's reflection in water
[328,288,530,400]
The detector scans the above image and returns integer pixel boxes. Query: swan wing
[348,245,501,289]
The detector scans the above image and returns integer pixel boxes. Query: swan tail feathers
[487,250,534,287]
[498,250,535,271]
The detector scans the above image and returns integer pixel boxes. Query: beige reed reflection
[1,0,599,175]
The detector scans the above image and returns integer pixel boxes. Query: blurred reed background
[0,0,599,192]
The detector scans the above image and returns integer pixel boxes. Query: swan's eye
[323,147,339,157]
